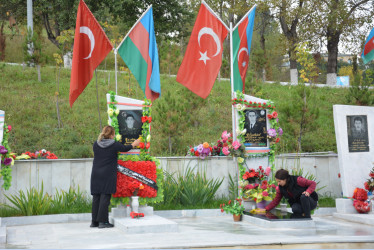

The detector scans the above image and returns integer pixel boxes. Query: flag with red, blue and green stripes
[117,6,160,101]
[232,6,256,92]
[361,26,374,65]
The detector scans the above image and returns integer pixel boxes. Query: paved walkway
[1,212,374,249]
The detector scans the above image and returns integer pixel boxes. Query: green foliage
[345,70,374,106]
[50,186,91,213]
[220,198,245,215]
[1,185,92,216]
[23,27,44,67]
[281,83,319,152]
[228,173,239,201]
[157,165,223,207]
[2,183,52,216]
[178,166,224,206]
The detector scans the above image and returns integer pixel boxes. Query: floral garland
[0,123,13,190]
[107,92,164,205]
[16,149,58,160]
[232,91,282,197]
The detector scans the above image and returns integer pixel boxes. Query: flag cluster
[69,0,160,107]
[69,0,257,106]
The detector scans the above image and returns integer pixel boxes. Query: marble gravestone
[233,93,270,174]
[106,94,145,155]
[333,105,374,213]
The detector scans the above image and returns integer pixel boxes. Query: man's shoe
[98,222,114,228]
[90,222,99,228]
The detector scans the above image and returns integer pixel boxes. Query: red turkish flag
[69,0,113,107]
[176,3,228,99]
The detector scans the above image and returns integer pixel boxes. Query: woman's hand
[131,138,141,148]
[302,191,310,197]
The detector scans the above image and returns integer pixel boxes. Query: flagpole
[95,69,103,131]
[201,1,229,31]
[116,5,153,50]
[114,48,118,95]
[233,5,256,31]
[230,22,236,141]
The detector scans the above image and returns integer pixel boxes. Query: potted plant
[220,198,245,221]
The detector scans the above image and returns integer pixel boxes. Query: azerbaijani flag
[117,6,160,101]
[361,27,374,65]
[232,6,256,92]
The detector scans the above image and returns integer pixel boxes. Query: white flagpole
[230,22,236,142]
[233,5,256,31]
[201,1,229,31]
[114,48,118,95]
[116,5,153,50]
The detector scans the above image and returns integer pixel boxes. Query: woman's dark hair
[275,169,290,180]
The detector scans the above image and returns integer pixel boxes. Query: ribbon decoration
[117,165,158,191]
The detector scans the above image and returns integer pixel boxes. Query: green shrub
[3,183,52,216]
[178,166,224,206]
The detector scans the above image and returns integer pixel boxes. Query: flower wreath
[0,123,13,190]
[107,91,164,206]
[232,91,282,196]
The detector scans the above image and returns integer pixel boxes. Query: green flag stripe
[232,28,243,92]
[363,49,374,64]
[118,37,148,92]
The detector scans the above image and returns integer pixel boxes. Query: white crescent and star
[238,47,249,67]
[198,27,221,65]
[80,26,95,59]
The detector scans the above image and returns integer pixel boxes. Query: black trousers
[291,194,317,217]
[92,194,111,223]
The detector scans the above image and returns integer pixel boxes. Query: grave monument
[333,105,374,213]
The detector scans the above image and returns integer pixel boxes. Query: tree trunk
[0,22,6,61]
[168,135,172,155]
[260,25,266,82]
[56,66,63,128]
[326,28,340,86]
[37,64,41,82]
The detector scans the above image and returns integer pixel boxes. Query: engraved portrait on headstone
[347,115,369,152]
[244,109,267,147]
[118,110,143,147]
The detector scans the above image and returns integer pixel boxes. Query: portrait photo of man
[244,109,267,147]
[117,110,143,146]
[347,115,369,152]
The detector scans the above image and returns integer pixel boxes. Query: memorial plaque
[118,110,143,147]
[347,115,369,152]
[244,109,267,147]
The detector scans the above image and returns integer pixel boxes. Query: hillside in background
[0,63,356,158]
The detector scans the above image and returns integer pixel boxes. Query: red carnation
[275,138,280,143]
[267,114,273,119]
[272,111,278,118]
[146,142,150,149]
[139,142,145,149]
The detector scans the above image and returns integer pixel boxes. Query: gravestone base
[111,205,154,218]
[335,198,357,214]
[243,210,315,229]
[111,215,178,234]
[0,217,5,243]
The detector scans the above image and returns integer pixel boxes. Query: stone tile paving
[1,215,374,249]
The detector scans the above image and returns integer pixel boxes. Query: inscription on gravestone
[244,109,267,147]
[346,115,369,152]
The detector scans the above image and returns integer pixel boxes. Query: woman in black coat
[90,125,140,228]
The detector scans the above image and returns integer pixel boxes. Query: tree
[264,0,312,84]
[314,0,374,85]
[23,27,45,82]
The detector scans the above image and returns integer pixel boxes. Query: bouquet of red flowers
[364,166,374,193]
[352,188,371,213]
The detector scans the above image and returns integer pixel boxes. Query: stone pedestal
[111,204,154,218]
[335,198,357,214]
[112,215,178,234]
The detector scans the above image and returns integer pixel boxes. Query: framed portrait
[346,115,369,152]
[118,110,143,147]
[243,109,267,147]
